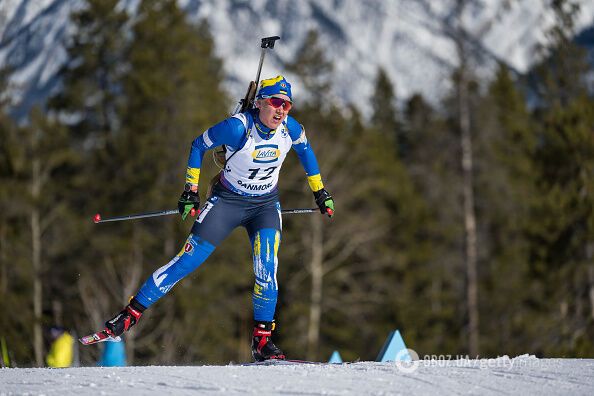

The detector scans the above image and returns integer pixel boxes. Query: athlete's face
[256,94,292,129]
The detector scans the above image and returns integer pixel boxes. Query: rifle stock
[240,81,257,113]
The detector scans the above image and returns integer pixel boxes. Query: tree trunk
[0,224,7,295]
[586,244,594,320]
[306,214,323,361]
[588,265,594,320]
[461,105,479,357]
[52,300,63,327]
[31,158,44,367]
[456,0,479,357]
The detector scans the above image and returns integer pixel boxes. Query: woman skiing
[103,76,334,361]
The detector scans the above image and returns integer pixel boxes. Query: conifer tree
[370,68,403,156]
[475,63,539,356]
[0,66,35,365]
[49,0,130,143]
[112,0,231,363]
[528,0,594,356]
[283,36,428,361]
[48,0,233,364]
[285,30,333,109]
[401,93,465,354]
[23,109,76,365]
[0,104,76,366]
[532,0,590,107]
[47,0,135,365]
[2,62,78,365]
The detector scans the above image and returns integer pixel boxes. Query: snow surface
[1,356,594,395]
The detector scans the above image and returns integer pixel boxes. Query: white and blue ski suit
[134,108,326,322]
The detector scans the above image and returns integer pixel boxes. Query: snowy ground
[1,356,593,395]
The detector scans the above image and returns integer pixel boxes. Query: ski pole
[93,209,196,224]
[93,207,327,223]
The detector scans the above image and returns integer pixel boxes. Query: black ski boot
[251,321,285,361]
[105,298,146,337]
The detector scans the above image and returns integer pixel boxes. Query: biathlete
[103,75,334,361]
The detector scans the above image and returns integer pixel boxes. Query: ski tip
[93,213,102,223]
[79,334,99,345]
[79,330,121,345]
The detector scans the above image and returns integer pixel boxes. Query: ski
[234,359,323,366]
[78,329,121,345]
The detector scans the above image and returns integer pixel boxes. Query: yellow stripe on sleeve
[185,167,200,185]
[307,174,324,192]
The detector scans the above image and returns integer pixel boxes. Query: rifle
[214,36,281,169]
[236,36,281,114]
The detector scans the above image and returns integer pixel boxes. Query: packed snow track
[1,356,593,395]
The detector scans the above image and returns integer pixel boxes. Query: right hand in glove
[178,184,200,220]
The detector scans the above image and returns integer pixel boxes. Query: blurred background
[0,0,593,367]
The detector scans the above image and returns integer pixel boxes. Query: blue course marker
[376,330,411,362]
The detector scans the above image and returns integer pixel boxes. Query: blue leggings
[135,184,282,322]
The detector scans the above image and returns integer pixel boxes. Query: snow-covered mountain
[1,0,593,119]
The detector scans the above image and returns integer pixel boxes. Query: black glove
[178,184,200,220]
[313,188,334,217]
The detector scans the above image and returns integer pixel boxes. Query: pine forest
[0,0,592,366]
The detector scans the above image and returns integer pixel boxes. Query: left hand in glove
[313,188,334,217]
